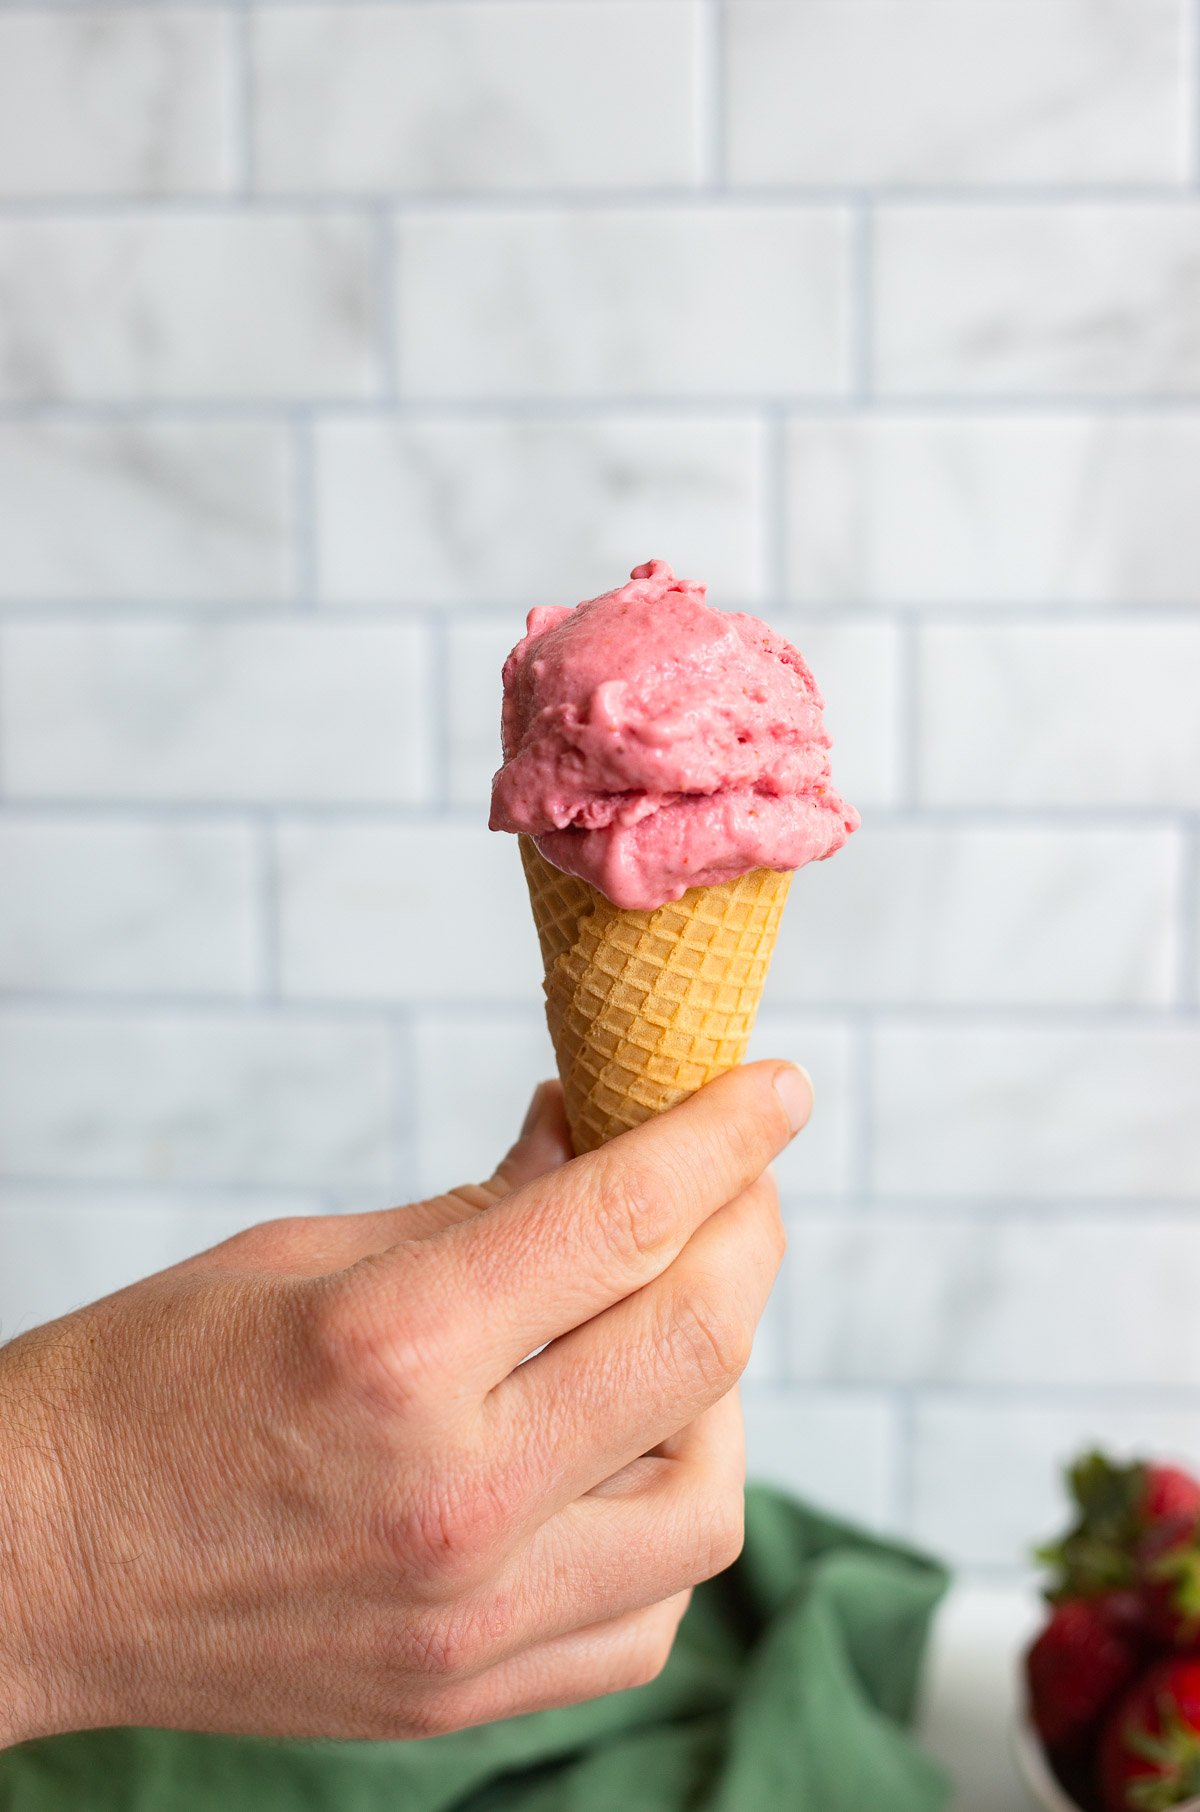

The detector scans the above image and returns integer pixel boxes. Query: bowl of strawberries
[1020,1450,1200,1812]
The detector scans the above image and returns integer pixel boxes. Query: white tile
[0,1189,319,1338]
[741,1387,899,1529]
[449,619,534,812]
[726,0,1188,185]
[0,12,234,197]
[0,817,258,996]
[253,2,700,192]
[875,206,1200,396]
[748,1012,855,1198]
[395,207,851,398]
[774,619,900,810]
[447,608,879,815]
[0,1012,400,1190]
[277,822,544,1004]
[411,1010,556,1195]
[409,1010,850,1199]
[912,1400,1200,1568]
[872,1024,1200,1199]
[785,415,1200,607]
[315,417,767,607]
[786,1216,1200,1388]
[0,422,293,604]
[768,827,1180,1008]
[0,214,378,402]
[919,623,1200,807]
[0,621,430,804]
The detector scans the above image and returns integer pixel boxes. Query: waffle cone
[519,835,792,1154]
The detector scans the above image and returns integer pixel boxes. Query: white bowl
[1011,1716,1200,1812]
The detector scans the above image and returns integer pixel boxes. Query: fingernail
[520,1081,547,1138]
[773,1064,813,1135]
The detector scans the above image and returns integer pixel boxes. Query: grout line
[290,413,318,607]
[390,1011,417,1199]
[1,990,1198,1025]
[1192,0,1200,190]
[374,205,400,400]
[890,1389,917,1534]
[1,598,1199,626]
[763,406,788,603]
[846,1012,873,1199]
[428,614,453,811]
[5,1174,1199,1225]
[230,2,254,200]
[849,201,873,399]
[5,184,1200,213]
[252,813,281,999]
[697,0,725,191]
[1,800,1197,833]
[898,620,921,807]
[9,396,1200,425]
[778,1197,1200,1222]
[1178,822,1200,1006]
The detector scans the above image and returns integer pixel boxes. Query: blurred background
[1,0,1199,1609]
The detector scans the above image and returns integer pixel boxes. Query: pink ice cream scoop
[489,559,859,911]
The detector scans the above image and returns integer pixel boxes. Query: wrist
[0,1332,78,1746]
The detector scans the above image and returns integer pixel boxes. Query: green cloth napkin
[0,1486,950,1812]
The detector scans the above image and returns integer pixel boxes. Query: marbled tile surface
[252,3,701,193]
[875,205,1200,396]
[0,11,236,197]
[315,416,768,606]
[0,214,379,400]
[0,422,294,602]
[1,0,1198,1618]
[394,207,853,398]
[726,0,1189,186]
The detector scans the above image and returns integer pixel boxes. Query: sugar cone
[519,835,792,1154]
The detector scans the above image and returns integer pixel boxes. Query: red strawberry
[1027,1596,1146,1754]
[1145,1470,1200,1526]
[1100,1657,1200,1812]
[1139,1517,1200,1650]
[1040,1454,1200,1603]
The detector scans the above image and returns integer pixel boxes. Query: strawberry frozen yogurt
[489,560,859,911]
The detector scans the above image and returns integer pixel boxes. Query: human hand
[0,1060,810,1748]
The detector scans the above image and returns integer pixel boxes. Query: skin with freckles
[0,1061,810,1750]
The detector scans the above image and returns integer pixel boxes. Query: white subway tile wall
[0,0,1197,1575]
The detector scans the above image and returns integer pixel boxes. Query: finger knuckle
[588,1158,677,1270]
[395,1689,463,1739]
[391,1606,492,1684]
[307,1273,441,1414]
[625,1622,677,1691]
[220,1215,295,1258]
[389,1475,510,1589]
[695,1494,746,1581]
[668,1289,751,1393]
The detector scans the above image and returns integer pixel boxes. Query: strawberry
[1138,1517,1200,1650]
[1145,1471,1200,1526]
[1040,1454,1200,1603]
[1100,1658,1200,1811]
[1027,1595,1146,1754]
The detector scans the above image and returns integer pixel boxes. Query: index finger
[442,1059,810,1384]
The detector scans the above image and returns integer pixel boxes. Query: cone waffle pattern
[519,836,792,1154]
